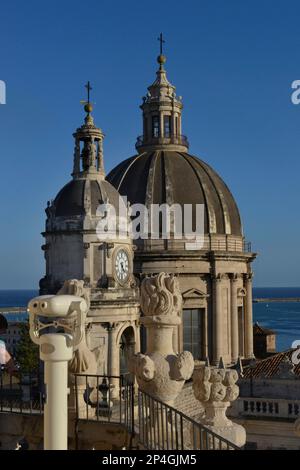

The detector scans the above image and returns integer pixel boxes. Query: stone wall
[174,381,202,418]
[0,413,131,450]
[239,377,300,400]
[231,416,300,450]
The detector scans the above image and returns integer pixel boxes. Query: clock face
[115,249,130,283]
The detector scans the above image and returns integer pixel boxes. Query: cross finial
[85,81,92,104]
[158,33,165,55]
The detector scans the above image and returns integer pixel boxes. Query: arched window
[163,115,171,137]
[152,115,159,137]
[183,308,204,359]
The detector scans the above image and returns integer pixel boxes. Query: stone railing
[230,397,300,419]
[135,235,246,253]
[135,134,189,150]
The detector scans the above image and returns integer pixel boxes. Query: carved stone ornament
[130,273,194,405]
[192,361,246,448]
[140,272,183,324]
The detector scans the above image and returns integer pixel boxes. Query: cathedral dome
[53,178,122,217]
[107,150,242,237]
[107,51,243,239]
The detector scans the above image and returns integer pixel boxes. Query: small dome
[54,178,122,217]
[107,151,242,236]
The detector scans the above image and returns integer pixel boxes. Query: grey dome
[107,151,242,236]
[54,178,122,217]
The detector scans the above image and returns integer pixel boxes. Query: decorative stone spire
[136,36,189,153]
[72,82,105,180]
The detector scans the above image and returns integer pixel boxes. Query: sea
[1,288,300,353]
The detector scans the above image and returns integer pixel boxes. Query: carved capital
[244,272,254,281]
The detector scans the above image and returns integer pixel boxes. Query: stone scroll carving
[192,361,246,447]
[140,272,183,319]
[130,273,194,405]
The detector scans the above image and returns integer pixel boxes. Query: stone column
[203,308,208,358]
[108,323,119,398]
[73,138,80,175]
[230,274,239,363]
[160,112,164,138]
[134,322,141,355]
[212,274,223,365]
[193,363,246,448]
[244,273,254,358]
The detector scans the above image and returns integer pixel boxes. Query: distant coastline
[253,298,300,303]
[0,307,26,313]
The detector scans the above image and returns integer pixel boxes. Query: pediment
[182,288,209,299]
[237,287,246,297]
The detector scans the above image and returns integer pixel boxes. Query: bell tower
[72,81,105,180]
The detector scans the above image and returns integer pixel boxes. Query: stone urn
[130,273,194,406]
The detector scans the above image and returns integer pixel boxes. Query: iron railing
[137,389,241,451]
[0,370,43,415]
[1,370,241,450]
[74,374,134,435]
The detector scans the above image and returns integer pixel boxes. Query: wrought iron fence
[137,389,241,451]
[74,374,134,435]
[0,370,43,415]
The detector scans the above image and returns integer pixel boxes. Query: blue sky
[0,0,300,288]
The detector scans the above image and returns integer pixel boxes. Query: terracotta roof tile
[243,349,300,378]
[253,322,275,336]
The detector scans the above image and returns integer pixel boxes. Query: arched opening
[119,326,135,376]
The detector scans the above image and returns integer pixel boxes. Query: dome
[107,151,242,236]
[53,178,122,217]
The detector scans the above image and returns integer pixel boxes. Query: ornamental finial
[80,81,93,114]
